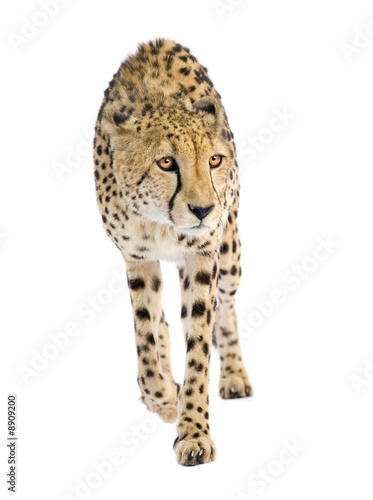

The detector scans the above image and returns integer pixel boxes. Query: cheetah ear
[192,96,223,128]
[101,103,136,136]
[112,111,132,126]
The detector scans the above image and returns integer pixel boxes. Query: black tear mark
[168,167,182,223]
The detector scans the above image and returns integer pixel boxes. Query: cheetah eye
[157,157,176,171]
[209,155,223,168]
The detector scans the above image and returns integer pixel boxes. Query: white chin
[179,224,210,237]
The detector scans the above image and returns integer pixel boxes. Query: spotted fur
[93,38,253,466]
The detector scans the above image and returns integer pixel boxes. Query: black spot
[206,310,211,325]
[146,369,154,377]
[185,388,193,396]
[203,343,209,356]
[231,265,238,275]
[196,363,203,372]
[155,392,163,398]
[186,403,194,410]
[197,406,203,413]
[94,170,100,180]
[192,301,206,317]
[173,43,184,53]
[143,103,153,113]
[146,333,156,345]
[179,66,191,76]
[151,277,161,292]
[136,172,148,186]
[184,276,190,290]
[212,263,217,279]
[195,271,211,286]
[193,432,200,438]
[199,385,204,394]
[181,305,188,318]
[128,278,145,290]
[187,338,195,352]
[204,412,209,419]
[136,308,151,320]
[220,243,229,254]
[232,240,237,253]
[97,145,102,155]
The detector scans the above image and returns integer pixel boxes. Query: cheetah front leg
[174,253,218,466]
[216,218,253,399]
[126,260,179,423]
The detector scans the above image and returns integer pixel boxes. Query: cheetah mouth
[180,222,209,236]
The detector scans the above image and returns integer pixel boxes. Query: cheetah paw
[140,380,179,423]
[174,436,216,466]
[219,373,253,399]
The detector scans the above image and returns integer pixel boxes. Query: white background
[1,0,373,498]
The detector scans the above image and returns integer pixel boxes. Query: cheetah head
[102,97,234,236]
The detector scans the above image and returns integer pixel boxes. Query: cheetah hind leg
[215,214,253,399]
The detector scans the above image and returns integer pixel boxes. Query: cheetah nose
[188,204,215,221]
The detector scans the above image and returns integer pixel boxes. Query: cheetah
[93,38,253,466]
